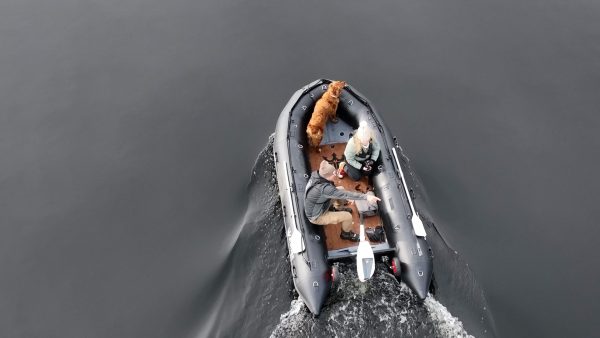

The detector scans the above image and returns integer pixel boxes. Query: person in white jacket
[337,121,381,181]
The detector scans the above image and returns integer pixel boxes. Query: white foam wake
[268,300,307,338]
[270,296,474,338]
[268,267,475,338]
[424,295,474,338]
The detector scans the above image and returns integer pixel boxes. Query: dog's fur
[306,80,346,148]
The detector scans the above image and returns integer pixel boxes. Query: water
[269,271,477,338]
[2,0,600,337]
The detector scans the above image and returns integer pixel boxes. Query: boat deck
[307,143,387,254]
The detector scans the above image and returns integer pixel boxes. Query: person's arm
[370,139,381,162]
[344,139,363,169]
[321,184,366,201]
[322,185,381,204]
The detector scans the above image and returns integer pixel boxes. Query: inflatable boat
[273,79,433,315]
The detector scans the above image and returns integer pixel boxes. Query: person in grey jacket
[304,160,381,241]
[338,121,381,181]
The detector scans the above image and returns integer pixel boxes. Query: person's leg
[345,163,363,181]
[313,211,353,232]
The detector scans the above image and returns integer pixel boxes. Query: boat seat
[319,118,354,146]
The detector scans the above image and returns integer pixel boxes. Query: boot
[336,162,347,179]
[340,230,360,242]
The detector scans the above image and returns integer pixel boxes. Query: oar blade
[412,215,427,237]
[356,224,375,282]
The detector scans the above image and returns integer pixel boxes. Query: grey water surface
[1,0,600,337]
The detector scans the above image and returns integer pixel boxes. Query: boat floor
[307,142,390,256]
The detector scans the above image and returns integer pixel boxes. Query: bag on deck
[366,225,385,242]
[355,191,378,217]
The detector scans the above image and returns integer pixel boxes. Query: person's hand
[364,159,374,167]
[362,165,372,173]
[366,194,381,204]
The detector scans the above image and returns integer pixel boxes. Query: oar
[392,148,427,237]
[356,215,375,282]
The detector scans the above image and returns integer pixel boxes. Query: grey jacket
[303,171,366,222]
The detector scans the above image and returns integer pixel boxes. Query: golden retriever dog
[306,80,346,148]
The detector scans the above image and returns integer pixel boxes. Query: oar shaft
[392,148,417,214]
[392,148,427,237]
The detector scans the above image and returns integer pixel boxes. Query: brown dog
[306,80,346,148]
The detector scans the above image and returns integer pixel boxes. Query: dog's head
[329,81,346,98]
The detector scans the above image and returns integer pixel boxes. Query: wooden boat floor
[307,143,384,251]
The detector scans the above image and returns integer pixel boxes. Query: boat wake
[196,136,495,338]
[424,297,475,338]
[269,263,473,338]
